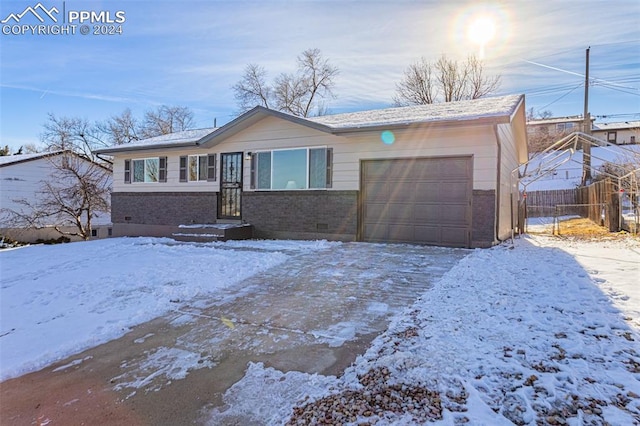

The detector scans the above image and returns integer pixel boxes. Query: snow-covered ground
[0,237,335,381]
[208,235,640,425]
[2,235,639,425]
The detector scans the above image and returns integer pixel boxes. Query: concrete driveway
[1,242,468,425]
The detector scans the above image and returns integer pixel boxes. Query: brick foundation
[243,191,358,241]
[472,190,496,248]
[112,192,217,226]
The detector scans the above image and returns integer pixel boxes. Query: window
[608,132,617,143]
[91,229,98,237]
[124,157,166,183]
[251,147,332,190]
[556,123,574,133]
[180,154,216,182]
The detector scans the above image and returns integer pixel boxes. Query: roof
[95,94,525,154]
[593,121,640,131]
[527,116,592,126]
[95,128,217,154]
[309,94,524,129]
[0,151,65,167]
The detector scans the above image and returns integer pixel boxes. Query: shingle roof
[95,94,524,154]
[593,121,640,131]
[310,94,523,129]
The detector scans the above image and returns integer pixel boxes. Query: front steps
[171,223,254,243]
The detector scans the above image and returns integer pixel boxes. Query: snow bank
[0,237,337,381]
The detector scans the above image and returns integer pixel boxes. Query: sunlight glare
[467,16,496,47]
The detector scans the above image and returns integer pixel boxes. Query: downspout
[493,125,502,243]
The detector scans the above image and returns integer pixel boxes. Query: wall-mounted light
[245,152,252,161]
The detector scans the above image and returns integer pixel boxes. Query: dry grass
[555,218,611,237]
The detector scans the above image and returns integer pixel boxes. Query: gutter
[93,141,200,155]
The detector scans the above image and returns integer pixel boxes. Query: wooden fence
[521,179,621,232]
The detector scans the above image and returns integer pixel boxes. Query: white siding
[0,156,113,227]
[112,116,502,194]
[0,158,57,217]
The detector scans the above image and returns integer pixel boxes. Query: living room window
[124,157,166,183]
[251,147,332,190]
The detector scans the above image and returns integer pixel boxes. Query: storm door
[218,152,243,219]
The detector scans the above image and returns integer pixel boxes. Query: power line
[537,83,583,110]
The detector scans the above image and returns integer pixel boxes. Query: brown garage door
[361,156,472,247]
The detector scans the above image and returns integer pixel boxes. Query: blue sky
[1,0,639,151]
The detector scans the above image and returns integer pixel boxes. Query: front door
[218,152,243,219]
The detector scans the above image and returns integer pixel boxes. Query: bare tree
[394,54,500,106]
[393,57,436,106]
[1,152,111,240]
[526,107,553,121]
[42,114,103,159]
[233,48,339,117]
[233,64,272,112]
[139,105,194,138]
[96,108,140,145]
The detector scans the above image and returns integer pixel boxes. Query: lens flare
[381,130,395,145]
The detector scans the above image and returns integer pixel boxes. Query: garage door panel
[363,182,390,202]
[413,225,440,242]
[439,182,470,201]
[440,227,469,246]
[414,183,442,202]
[362,156,472,247]
[414,205,440,221]
[363,223,387,241]
[438,205,470,224]
[445,159,473,177]
[387,224,415,241]
[385,204,415,222]
[364,203,387,220]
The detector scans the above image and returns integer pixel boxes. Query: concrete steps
[172,223,253,243]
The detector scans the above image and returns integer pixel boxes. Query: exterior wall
[111,192,217,226]
[592,128,639,145]
[0,157,59,216]
[0,225,112,243]
[110,116,500,194]
[243,190,358,241]
[472,190,496,248]
[496,119,525,241]
[0,155,112,240]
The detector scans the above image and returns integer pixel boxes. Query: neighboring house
[0,151,112,242]
[94,94,528,248]
[527,115,593,138]
[592,121,640,145]
[521,145,640,192]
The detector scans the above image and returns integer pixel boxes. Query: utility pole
[581,46,592,186]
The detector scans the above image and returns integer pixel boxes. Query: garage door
[361,156,473,247]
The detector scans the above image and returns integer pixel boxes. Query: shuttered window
[124,159,131,184]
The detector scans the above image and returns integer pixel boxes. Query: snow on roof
[527,116,591,125]
[96,95,524,154]
[309,94,523,129]
[0,151,64,167]
[593,121,640,131]
[97,127,217,153]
